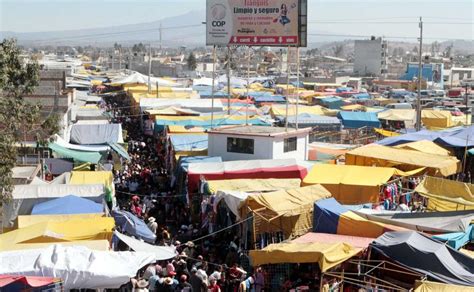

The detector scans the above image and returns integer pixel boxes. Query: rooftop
[208,125,311,137]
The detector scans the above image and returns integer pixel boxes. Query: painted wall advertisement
[206,0,304,46]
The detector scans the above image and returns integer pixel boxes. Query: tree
[187,52,197,70]
[332,44,344,58]
[0,39,59,201]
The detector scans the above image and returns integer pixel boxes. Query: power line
[27,24,204,43]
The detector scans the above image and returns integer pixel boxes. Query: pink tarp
[0,275,58,288]
[292,232,375,249]
[187,159,308,193]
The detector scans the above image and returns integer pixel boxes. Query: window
[284,137,297,152]
[227,137,254,154]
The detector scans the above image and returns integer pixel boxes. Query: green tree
[0,39,59,201]
[187,52,197,70]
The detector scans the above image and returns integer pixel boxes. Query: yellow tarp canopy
[167,125,206,134]
[2,240,110,252]
[345,145,460,177]
[174,150,208,160]
[395,140,452,156]
[340,104,365,111]
[16,213,105,229]
[241,185,332,238]
[70,170,113,188]
[422,110,452,129]
[270,104,337,117]
[249,242,361,272]
[414,280,474,292]
[374,128,400,137]
[301,164,420,204]
[0,217,115,250]
[155,114,253,122]
[336,211,405,238]
[145,107,200,116]
[378,109,415,121]
[414,176,474,211]
[207,178,301,193]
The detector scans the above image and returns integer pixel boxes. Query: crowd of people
[107,98,265,292]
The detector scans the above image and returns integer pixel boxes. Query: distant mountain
[1,10,207,47]
[2,10,472,51]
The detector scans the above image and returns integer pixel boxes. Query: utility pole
[416,17,423,131]
[227,46,231,115]
[148,44,152,93]
[119,48,122,71]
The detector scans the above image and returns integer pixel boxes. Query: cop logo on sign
[211,4,226,27]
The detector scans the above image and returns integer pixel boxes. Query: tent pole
[246,46,250,125]
[296,47,300,130]
[285,45,290,131]
[211,45,217,129]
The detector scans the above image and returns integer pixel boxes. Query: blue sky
[0,0,472,40]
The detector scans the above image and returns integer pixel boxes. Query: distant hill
[2,10,472,52]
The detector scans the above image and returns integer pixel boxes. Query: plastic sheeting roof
[371,231,474,286]
[170,134,208,152]
[0,245,155,290]
[70,124,123,145]
[114,231,176,260]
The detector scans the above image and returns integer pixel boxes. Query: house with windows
[207,125,310,161]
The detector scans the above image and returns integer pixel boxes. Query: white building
[207,125,310,162]
[354,37,388,77]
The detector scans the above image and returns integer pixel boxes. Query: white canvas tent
[0,244,155,290]
[114,231,177,260]
[110,72,180,88]
[3,184,104,228]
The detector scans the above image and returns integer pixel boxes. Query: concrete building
[22,69,75,143]
[354,37,388,77]
[207,125,310,162]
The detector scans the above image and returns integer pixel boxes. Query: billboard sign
[206,0,307,47]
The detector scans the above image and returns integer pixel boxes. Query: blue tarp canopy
[49,142,101,164]
[170,135,208,152]
[336,87,353,93]
[320,96,343,109]
[313,198,347,234]
[377,127,470,146]
[155,117,269,129]
[111,210,156,243]
[199,91,230,98]
[435,126,474,147]
[371,231,474,286]
[352,93,371,100]
[31,195,104,215]
[173,156,223,190]
[338,111,381,129]
[253,95,286,103]
[433,225,474,250]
